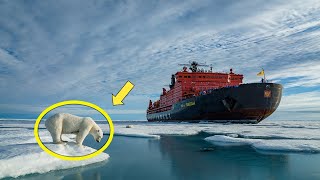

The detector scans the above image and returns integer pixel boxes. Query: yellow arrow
[112,81,134,106]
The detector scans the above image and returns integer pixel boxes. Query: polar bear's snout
[95,132,102,142]
[95,134,102,142]
[92,128,103,143]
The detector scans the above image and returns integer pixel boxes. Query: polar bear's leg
[51,131,63,144]
[45,124,61,144]
[48,124,63,144]
[76,127,90,146]
[45,114,64,144]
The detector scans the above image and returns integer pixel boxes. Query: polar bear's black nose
[96,140,99,142]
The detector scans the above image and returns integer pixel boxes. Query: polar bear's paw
[53,141,67,146]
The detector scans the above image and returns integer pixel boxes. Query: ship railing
[147,105,172,114]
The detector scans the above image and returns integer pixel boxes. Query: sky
[0,0,319,120]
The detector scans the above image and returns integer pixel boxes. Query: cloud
[0,0,319,119]
[0,103,145,115]
[268,61,320,88]
[269,90,320,120]
[278,91,320,112]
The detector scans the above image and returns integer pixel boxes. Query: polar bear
[45,113,103,146]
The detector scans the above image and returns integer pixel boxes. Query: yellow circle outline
[34,100,114,161]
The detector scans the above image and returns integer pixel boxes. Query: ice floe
[0,122,109,179]
[204,135,320,153]
[0,143,109,179]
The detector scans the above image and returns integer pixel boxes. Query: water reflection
[158,135,290,180]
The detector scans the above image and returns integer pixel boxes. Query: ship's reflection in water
[17,135,320,180]
[159,135,289,180]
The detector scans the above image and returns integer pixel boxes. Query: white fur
[45,113,103,146]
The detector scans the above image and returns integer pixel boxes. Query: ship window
[179,76,182,78]
[188,76,190,78]
[203,76,205,78]
[184,76,187,78]
[199,76,201,78]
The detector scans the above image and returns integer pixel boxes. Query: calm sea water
[14,133,320,180]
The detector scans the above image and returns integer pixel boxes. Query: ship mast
[178,61,209,72]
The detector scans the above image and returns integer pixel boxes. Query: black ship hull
[147,83,282,123]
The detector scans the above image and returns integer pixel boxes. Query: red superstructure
[148,62,243,113]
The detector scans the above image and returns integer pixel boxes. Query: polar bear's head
[90,123,103,143]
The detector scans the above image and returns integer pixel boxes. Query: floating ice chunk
[0,143,109,179]
[252,140,320,153]
[101,123,203,138]
[114,132,160,139]
[100,124,160,138]
[205,135,320,153]
[205,135,253,146]
[226,133,239,138]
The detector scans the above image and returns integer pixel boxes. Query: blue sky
[0,0,319,120]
